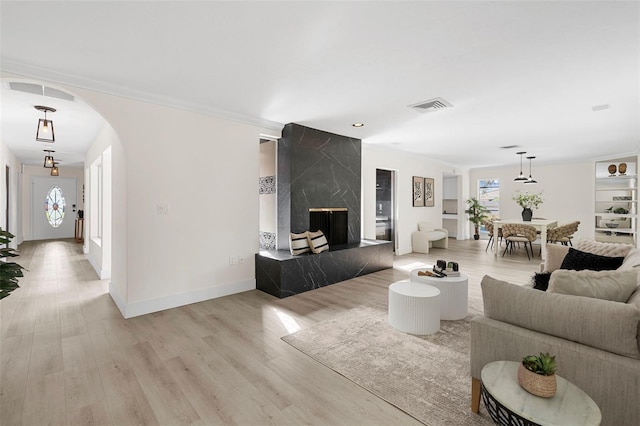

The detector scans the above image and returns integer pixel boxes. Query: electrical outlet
[238,256,245,264]
[229,256,236,265]
[157,203,169,215]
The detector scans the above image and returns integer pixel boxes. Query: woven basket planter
[517,363,557,398]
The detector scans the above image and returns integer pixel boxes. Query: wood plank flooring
[1,238,540,425]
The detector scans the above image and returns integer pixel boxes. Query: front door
[32,176,77,240]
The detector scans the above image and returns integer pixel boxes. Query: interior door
[32,176,77,240]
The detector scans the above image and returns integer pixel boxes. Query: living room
[0,1,638,425]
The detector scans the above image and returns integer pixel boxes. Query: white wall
[469,161,595,240]
[20,164,84,241]
[0,139,22,247]
[60,84,280,318]
[85,124,118,280]
[362,144,470,254]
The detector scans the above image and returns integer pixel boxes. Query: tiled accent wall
[277,123,362,250]
[259,231,276,249]
[259,176,276,195]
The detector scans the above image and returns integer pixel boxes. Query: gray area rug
[282,303,494,425]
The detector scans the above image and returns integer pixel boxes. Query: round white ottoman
[388,280,440,335]
[410,269,469,320]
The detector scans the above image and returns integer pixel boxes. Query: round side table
[410,269,468,320]
[388,280,440,335]
[481,361,601,426]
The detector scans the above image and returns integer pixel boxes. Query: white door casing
[32,176,77,240]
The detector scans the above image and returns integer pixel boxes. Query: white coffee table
[410,269,468,320]
[388,280,440,335]
[481,361,601,426]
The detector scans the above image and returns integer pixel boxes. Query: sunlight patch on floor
[274,308,301,334]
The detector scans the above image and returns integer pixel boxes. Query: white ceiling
[1,1,638,169]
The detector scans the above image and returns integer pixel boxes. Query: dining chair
[484,219,503,252]
[501,223,537,260]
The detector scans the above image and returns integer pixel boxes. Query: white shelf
[594,157,637,247]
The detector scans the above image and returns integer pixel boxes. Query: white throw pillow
[548,269,637,303]
[308,230,329,254]
[289,231,311,255]
[543,243,570,272]
[574,238,633,258]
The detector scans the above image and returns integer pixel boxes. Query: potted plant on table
[518,352,557,398]
[465,198,490,240]
[513,191,543,221]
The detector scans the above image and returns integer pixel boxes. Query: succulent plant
[522,352,557,376]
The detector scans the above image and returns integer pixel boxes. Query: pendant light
[35,105,56,143]
[43,150,55,168]
[50,162,59,176]
[524,156,538,185]
[514,151,528,182]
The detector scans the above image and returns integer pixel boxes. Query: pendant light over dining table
[524,156,538,185]
[35,105,56,142]
[514,151,528,182]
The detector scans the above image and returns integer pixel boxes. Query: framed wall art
[424,177,434,207]
[412,176,424,207]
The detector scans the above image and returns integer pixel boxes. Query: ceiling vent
[409,97,453,113]
[9,82,75,102]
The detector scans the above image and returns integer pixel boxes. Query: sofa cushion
[289,231,311,255]
[308,230,329,254]
[560,248,625,271]
[532,272,552,291]
[543,243,570,272]
[619,248,640,271]
[575,237,633,258]
[548,269,637,303]
[481,275,640,359]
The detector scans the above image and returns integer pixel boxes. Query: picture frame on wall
[424,177,435,207]
[412,176,425,207]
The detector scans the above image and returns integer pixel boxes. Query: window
[478,179,500,232]
[45,186,66,228]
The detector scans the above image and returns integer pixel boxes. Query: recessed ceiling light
[352,123,364,127]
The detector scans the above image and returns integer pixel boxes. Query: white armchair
[411,222,448,254]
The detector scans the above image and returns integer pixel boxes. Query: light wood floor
[1,237,539,425]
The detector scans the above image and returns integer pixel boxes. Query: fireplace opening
[309,208,348,247]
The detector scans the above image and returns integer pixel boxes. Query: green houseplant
[465,198,490,240]
[0,228,25,300]
[518,352,557,398]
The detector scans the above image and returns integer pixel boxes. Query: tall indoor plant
[465,198,489,240]
[0,228,25,300]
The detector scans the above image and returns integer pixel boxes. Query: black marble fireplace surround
[256,240,393,298]
[276,123,361,250]
[256,123,391,298]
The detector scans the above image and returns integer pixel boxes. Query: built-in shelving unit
[594,157,637,246]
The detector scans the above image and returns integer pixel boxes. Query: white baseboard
[87,255,110,279]
[111,279,256,319]
[109,281,127,318]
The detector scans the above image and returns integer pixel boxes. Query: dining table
[492,218,558,260]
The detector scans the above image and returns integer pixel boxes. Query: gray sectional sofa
[470,242,640,426]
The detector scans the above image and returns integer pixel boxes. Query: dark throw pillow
[559,248,625,272]
[531,272,552,291]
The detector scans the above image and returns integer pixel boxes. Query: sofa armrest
[471,316,640,426]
